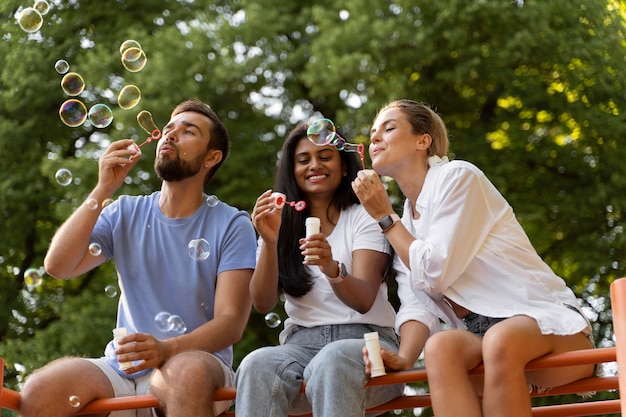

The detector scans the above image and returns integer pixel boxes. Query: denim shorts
[462,313,507,337]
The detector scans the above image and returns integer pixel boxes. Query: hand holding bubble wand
[136,110,161,148]
[306,118,366,170]
[271,192,306,212]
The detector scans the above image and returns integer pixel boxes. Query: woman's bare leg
[424,329,484,417]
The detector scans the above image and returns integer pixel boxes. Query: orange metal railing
[2,277,625,416]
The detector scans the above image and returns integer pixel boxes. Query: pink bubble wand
[136,110,161,148]
[271,192,306,211]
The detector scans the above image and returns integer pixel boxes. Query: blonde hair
[376,100,449,157]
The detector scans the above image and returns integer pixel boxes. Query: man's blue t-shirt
[91,192,256,377]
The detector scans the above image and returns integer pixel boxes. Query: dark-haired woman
[235,124,436,416]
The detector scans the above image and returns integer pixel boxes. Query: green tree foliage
[1,1,625,415]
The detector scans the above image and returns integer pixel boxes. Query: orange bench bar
[1,348,619,416]
[2,277,625,416]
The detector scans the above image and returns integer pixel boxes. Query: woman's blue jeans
[234,323,403,417]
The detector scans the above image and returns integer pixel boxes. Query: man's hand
[114,332,171,374]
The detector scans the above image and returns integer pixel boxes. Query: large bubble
[59,99,87,127]
[61,72,85,96]
[17,7,43,33]
[88,104,114,128]
[117,85,141,109]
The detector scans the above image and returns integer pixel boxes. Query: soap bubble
[34,0,50,15]
[85,197,99,210]
[104,285,118,298]
[188,238,210,261]
[121,47,147,72]
[55,59,69,74]
[206,195,219,207]
[117,85,141,109]
[264,312,282,329]
[167,315,187,333]
[119,39,142,55]
[154,311,173,332]
[59,99,87,127]
[307,118,338,145]
[68,395,81,407]
[61,72,85,96]
[24,268,43,288]
[88,104,113,128]
[102,198,114,208]
[55,168,73,186]
[17,7,43,33]
[88,242,102,256]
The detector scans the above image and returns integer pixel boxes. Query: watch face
[379,215,394,231]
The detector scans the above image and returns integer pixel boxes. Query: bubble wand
[136,110,161,148]
[271,192,306,211]
[306,118,366,170]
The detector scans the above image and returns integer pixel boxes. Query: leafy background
[1,0,625,415]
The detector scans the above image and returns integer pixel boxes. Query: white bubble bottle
[112,327,133,370]
[364,331,386,377]
[305,217,320,261]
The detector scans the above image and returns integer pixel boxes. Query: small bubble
[117,85,141,110]
[34,0,50,15]
[206,195,219,207]
[61,72,85,96]
[200,302,210,311]
[102,198,114,208]
[104,285,118,298]
[55,168,73,186]
[167,315,187,333]
[88,242,102,256]
[85,197,98,210]
[24,268,43,288]
[17,7,43,33]
[68,395,81,408]
[264,312,282,329]
[88,104,113,128]
[154,311,173,332]
[55,59,69,74]
[59,99,87,127]
[188,238,210,261]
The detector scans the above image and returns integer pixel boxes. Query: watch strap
[326,261,346,284]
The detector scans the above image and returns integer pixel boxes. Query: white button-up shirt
[395,156,590,337]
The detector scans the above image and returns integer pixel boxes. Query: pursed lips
[158,144,176,155]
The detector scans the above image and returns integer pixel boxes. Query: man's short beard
[155,152,206,182]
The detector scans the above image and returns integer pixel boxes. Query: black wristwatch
[378,213,400,233]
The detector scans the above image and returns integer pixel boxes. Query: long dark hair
[274,124,360,297]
